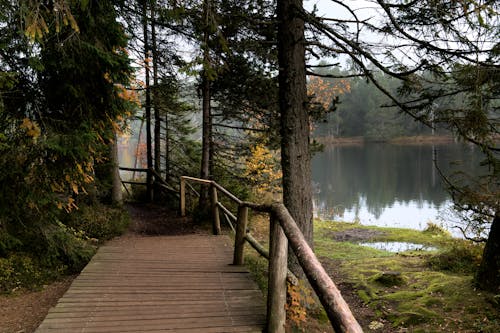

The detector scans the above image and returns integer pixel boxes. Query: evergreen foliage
[0,0,133,290]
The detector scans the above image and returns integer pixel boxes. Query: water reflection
[312,143,484,233]
[359,242,437,252]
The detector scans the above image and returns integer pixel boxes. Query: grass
[314,220,500,332]
[240,215,499,332]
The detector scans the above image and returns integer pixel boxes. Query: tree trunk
[277,0,313,276]
[111,133,123,206]
[151,1,162,199]
[132,117,144,180]
[142,0,153,202]
[199,73,211,208]
[199,0,212,208]
[164,113,170,182]
[476,213,500,293]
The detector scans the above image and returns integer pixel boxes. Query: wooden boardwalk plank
[36,235,265,333]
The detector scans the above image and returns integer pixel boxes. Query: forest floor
[0,277,74,333]
[0,203,206,333]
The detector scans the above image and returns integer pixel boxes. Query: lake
[311,142,485,236]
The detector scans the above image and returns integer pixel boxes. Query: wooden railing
[180,176,363,333]
[119,167,178,198]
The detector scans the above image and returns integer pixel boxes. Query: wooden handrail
[119,167,148,172]
[179,176,363,333]
[271,203,363,333]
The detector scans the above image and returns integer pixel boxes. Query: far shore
[314,135,456,146]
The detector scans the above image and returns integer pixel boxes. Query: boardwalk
[36,235,266,333]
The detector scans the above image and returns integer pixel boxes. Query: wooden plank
[36,235,265,332]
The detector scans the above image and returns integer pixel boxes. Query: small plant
[0,254,43,293]
[64,203,129,242]
[423,222,451,237]
[286,280,316,330]
[427,240,483,274]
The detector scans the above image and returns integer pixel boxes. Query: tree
[141,0,154,201]
[301,0,499,290]
[0,0,133,269]
[277,0,314,275]
[199,0,214,206]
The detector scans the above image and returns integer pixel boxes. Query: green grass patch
[314,219,499,332]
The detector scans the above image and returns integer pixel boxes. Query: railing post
[210,183,221,235]
[267,214,288,333]
[233,205,248,265]
[180,177,186,217]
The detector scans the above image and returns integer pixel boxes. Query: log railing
[180,176,363,333]
[119,167,178,198]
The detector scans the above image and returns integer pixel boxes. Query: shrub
[64,204,130,242]
[37,222,97,273]
[428,240,483,274]
[423,222,451,237]
[0,254,43,293]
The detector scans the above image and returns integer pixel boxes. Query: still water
[312,143,484,235]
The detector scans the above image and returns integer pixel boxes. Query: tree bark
[111,133,123,206]
[277,0,313,276]
[164,113,170,182]
[476,213,500,293]
[142,0,153,202]
[199,0,212,208]
[151,1,162,199]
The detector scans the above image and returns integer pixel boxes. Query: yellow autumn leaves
[19,118,94,212]
[307,76,351,110]
[244,144,282,195]
[23,0,79,41]
[52,162,94,212]
[20,118,41,139]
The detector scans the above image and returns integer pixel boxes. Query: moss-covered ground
[314,220,500,332]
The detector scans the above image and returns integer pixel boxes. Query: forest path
[35,204,265,333]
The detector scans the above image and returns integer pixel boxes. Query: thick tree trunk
[142,0,153,202]
[277,0,313,276]
[476,214,500,292]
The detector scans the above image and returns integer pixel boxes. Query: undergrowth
[0,204,129,293]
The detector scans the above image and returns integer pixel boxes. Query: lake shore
[245,215,499,332]
[313,220,499,332]
[314,135,455,146]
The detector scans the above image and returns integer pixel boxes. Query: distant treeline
[311,70,444,141]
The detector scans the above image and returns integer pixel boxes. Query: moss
[389,310,432,326]
[371,271,407,287]
[314,238,391,260]
[314,219,500,332]
[243,249,269,296]
[427,240,483,274]
[357,289,371,303]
